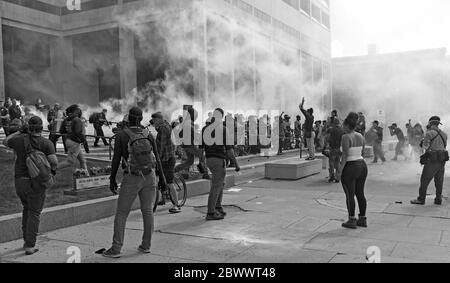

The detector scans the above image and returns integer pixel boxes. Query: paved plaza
[2,151,450,263]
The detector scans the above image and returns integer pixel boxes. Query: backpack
[124,129,156,173]
[23,135,52,183]
[89,113,96,124]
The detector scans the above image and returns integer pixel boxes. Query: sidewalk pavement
[2,153,450,263]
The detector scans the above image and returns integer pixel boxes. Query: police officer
[411,116,448,206]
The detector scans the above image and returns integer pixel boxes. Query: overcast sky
[330,0,450,57]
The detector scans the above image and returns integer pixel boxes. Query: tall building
[0,0,331,114]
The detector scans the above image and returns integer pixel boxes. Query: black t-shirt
[393,128,406,142]
[8,106,21,120]
[60,116,86,144]
[7,134,56,178]
[0,106,8,125]
[202,125,233,160]
[327,126,345,149]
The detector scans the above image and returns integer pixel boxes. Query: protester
[368,121,386,164]
[3,116,58,255]
[47,103,66,150]
[283,115,293,150]
[91,109,110,147]
[355,112,366,136]
[202,108,240,221]
[104,107,158,258]
[294,115,302,149]
[389,123,407,161]
[0,102,9,136]
[8,99,22,121]
[175,107,210,179]
[57,105,89,176]
[326,118,344,183]
[411,116,448,206]
[151,112,181,214]
[336,112,368,229]
[299,98,315,160]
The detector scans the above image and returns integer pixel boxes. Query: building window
[301,51,313,83]
[312,4,321,22]
[300,0,311,15]
[282,0,299,10]
[321,11,330,28]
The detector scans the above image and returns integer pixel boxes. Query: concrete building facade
[0,0,331,113]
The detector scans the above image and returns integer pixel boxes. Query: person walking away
[151,112,181,214]
[104,107,158,258]
[299,98,315,160]
[57,105,89,176]
[47,103,66,151]
[202,108,240,221]
[411,116,448,206]
[336,112,368,229]
[355,112,366,137]
[92,109,110,147]
[326,118,344,183]
[3,116,58,255]
[369,121,386,164]
[294,115,302,149]
[389,123,407,161]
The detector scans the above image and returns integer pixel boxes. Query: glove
[235,165,241,172]
[51,170,57,176]
[83,142,90,154]
[110,180,118,195]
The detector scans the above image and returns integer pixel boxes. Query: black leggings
[342,160,368,217]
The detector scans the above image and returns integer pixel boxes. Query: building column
[50,36,73,105]
[0,15,5,103]
[119,26,137,99]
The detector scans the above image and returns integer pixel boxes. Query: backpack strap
[436,130,447,149]
[426,131,441,152]
[23,135,34,155]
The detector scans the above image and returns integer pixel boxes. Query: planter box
[265,159,322,180]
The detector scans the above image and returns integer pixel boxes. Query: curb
[0,175,235,244]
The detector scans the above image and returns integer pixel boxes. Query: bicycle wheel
[153,189,162,213]
[170,174,187,207]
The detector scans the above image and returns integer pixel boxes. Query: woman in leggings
[337,112,368,229]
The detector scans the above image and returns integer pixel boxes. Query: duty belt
[129,167,153,176]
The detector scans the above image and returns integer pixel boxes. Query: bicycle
[153,172,187,213]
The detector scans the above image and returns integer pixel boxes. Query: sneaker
[435,199,443,206]
[328,178,335,183]
[138,246,151,254]
[25,247,39,255]
[169,206,182,214]
[102,248,121,259]
[342,218,357,229]
[206,212,225,221]
[411,199,425,205]
[216,207,227,217]
[357,216,368,228]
